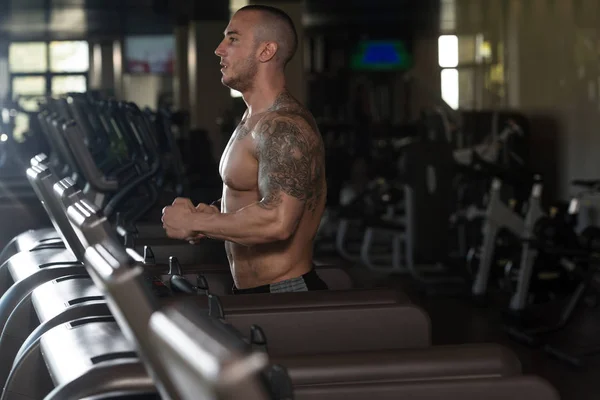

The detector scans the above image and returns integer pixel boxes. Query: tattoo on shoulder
[256,111,325,213]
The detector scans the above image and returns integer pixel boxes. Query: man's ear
[258,42,278,63]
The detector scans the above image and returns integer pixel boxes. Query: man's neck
[242,72,286,117]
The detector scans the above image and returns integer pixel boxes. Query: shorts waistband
[232,267,328,295]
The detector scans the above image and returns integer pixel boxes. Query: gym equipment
[0,196,308,397]
[5,300,560,400]
[334,178,406,266]
[3,167,560,399]
[4,316,156,400]
[292,376,559,400]
[0,134,224,354]
[505,239,600,367]
[0,166,89,305]
[0,163,183,391]
[471,177,545,301]
[0,94,562,399]
[354,118,472,295]
[151,299,559,400]
[504,184,600,367]
[1,95,224,266]
[334,126,457,280]
[508,199,570,312]
[568,179,600,233]
[0,164,92,389]
[149,304,277,400]
[504,181,598,314]
[4,201,183,399]
[0,108,109,264]
[73,195,544,378]
[0,166,89,352]
[70,196,431,351]
[0,161,354,367]
[453,118,526,171]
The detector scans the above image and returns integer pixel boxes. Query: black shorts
[232,268,328,295]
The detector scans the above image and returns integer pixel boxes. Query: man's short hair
[238,4,298,65]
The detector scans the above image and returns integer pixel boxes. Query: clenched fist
[162,197,195,239]
[161,198,220,242]
[187,202,221,244]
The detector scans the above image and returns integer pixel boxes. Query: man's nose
[215,44,225,57]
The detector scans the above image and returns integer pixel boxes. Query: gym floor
[321,259,600,400]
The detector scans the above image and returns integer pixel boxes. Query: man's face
[214,11,260,92]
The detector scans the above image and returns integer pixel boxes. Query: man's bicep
[257,164,305,236]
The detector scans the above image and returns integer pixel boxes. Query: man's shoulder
[262,109,308,124]
[256,109,317,138]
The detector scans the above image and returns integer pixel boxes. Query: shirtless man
[161,5,328,294]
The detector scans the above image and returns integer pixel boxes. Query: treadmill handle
[62,120,119,192]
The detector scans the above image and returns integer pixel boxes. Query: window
[441,68,459,110]
[12,76,47,112]
[0,59,8,99]
[12,76,46,95]
[439,35,459,109]
[9,42,47,73]
[52,75,87,95]
[50,41,89,72]
[440,0,456,32]
[438,35,459,68]
[9,41,89,112]
[439,33,503,110]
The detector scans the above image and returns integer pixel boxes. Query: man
[161,5,328,294]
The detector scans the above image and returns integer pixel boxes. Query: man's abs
[225,241,313,289]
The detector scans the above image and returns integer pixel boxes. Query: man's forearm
[188,202,295,246]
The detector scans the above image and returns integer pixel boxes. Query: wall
[514,0,600,200]
[0,37,8,102]
[89,42,115,95]
[409,36,443,121]
[449,0,600,203]
[121,74,173,110]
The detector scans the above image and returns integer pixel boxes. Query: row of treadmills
[0,94,561,399]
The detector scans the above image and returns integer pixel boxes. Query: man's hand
[172,197,196,211]
[196,202,220,214]
[162,198,196,239]
[187,203,220,244]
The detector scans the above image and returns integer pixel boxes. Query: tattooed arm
[184,113,323,246]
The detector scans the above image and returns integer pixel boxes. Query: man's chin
[221,78,234,89]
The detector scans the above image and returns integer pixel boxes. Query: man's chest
[219,123,259,191]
